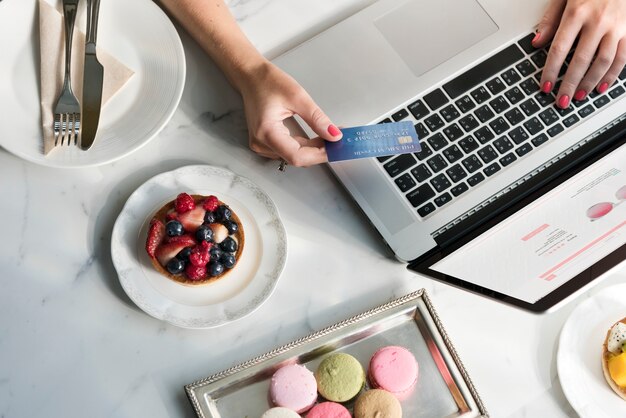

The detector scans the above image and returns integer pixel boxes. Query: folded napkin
[39,0,134,154]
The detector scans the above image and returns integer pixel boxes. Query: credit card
[325,121,421,162]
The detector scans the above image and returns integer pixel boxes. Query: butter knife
[80,0,103,150]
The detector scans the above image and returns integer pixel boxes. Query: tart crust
[602,317,626,400]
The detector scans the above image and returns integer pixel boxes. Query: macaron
[315,352,365,402]
[306,402,351,418]
[354,389,402,418]
[368,345,418,399]
[261,407,301,418]
[270,364,318,413]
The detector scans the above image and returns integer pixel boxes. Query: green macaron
[315,353,365,402]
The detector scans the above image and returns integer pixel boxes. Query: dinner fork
[53,0,81,146]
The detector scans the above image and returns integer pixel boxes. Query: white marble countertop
[1,1,625,417]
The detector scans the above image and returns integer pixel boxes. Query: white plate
[111,166,287,329]
[0,0,185,168]
[558,283,626,417]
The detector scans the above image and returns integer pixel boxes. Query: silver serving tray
[185,290,488,417]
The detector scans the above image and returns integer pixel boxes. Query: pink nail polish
[328,124,341,137]
[574,89,587,101]
[532,32,541,45]
[542,81,553,93]
[598,82,609,94]
[558,95,570,109]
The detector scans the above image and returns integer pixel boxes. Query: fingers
[249,139,280,160]
[264,129,328,167]
[598,39,626,91]
[575,34,619,100]
[291,90,342,142]
[533,0,567,48]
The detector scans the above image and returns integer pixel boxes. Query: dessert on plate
[145,193,244,285]
[602,317,626,400]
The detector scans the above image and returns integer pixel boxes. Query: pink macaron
[270,364,318,413]
[306,402,351,418]
[368,346,418,400]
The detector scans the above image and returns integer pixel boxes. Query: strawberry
[185,264,206,281]
[156,237,195,266]
[189,241,211,267]
[145,219,165,258]
[175,193,196,213]
[164,233,196,246]
[165,209,178,222]
[202,195,219,212]
[179,206,206,231]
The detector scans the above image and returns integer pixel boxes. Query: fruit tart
[145,193,244,285]
[603,317,626,400]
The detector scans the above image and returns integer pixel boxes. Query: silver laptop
[274,0,626,311]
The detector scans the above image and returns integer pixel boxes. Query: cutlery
[80,0,103,150]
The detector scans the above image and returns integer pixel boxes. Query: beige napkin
[39,0,134,154]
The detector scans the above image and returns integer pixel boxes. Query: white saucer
[111,166,287,329]
[558,283,626,417]
[0,0,185,168]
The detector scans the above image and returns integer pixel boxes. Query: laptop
[273,0,626,312]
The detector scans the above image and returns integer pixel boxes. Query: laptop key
[489,117,510,135]
[411,163,432,182]
[474,126,495,144]
[377,156,392,163]
[573,97,589,108]
[515,143,533,157]
[455,95,476,113]
[440,104,460,122]
[470,86,491,104]
[489,96,510,113]
[504,86,525,105]
[531,50,547,68]
[407,184,436,208]
[425,114,445,132]
[619,66,626,80]
[539,108,559,126]
[588,89,600,99]
[408,99,430,120]
[462,155,483,173]
[378,118,392,124]
[531,133,549,147]
[494,136,514,154]
[383,153,416,177]
[483,162,501,176]
[520,78,540,95]
[417,202,437,217]
[547,123,565,137]
[504,108,525,126]
[520,97,541,116]
[459,114,480,132]
[434,192,453,207]
[556,105,574,116]
[535,92,555,107]
[428,133,448,151]
[391,108,409,121]
[451,182,469,197]
[517,33,537,54]
[395,173,416,192]
[578,104,595,118]
[414,122,429,139]
[430,173,452,193]
[443,145,464,163]
[501,68,521,85]
[609,85,625,98]
[459,135,479,153]
[523,117,544,135]
[467,172,485,187]
[427,154,448,173]
[516,60,536,77]
[414,142,433,160]
[499,153,517,167]
[446,164,467,183]
[594,95,610,108]
[562,114,580,127]
[478,145,498,163]
[443,124,464,141]
[475,105,496,123]
[423,89,449,111]
[486,77,506,95]
[508,126,529,144]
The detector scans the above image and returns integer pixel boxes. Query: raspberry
[189,241,211,267]
[175,193,195,214]
[202,195,219,212]
[185,264,206,280]
[165,210,178,221]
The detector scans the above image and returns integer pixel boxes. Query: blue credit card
[325,121,421,162]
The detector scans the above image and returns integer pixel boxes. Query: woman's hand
[238,60,342,167]
[533,0,626,108]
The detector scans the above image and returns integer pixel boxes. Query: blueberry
[223,220,238,235]
[220,253,236,269]
[207,261,224,277]
[176,247,193,261]
[209,246,223,262]
[166,258,185,274]
[165,220,184,237]
[220,237,238,253]
[195,225,214,242]
[204,211,217,224]
[215,205,232,221]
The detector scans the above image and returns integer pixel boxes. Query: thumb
[293,93,342,142]
[533,0,566,48]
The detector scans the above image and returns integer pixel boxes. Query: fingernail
[328,124,341,137]
[558,95,570,109]
[574,89,587,101]
[598,82,609,94]
[542,81,553,93]
[532,32,541,45]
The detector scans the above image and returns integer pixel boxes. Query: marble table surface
[1,1,625,417]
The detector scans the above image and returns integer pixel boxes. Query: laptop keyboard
[378,33,626,219]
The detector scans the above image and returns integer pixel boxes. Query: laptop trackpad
[375,0,498,77]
